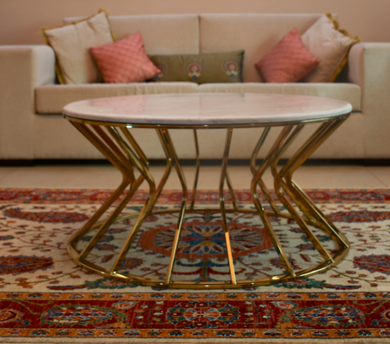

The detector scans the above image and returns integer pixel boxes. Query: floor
[0,164,389,189]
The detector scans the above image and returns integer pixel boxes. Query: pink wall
[1,0,389,45]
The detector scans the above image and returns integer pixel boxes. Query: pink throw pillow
[255,27,320,83]
[90,32,160,83]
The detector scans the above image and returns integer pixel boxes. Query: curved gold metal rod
[282,117,351,248]
[92,125,134,173]
[67,122,134,253]
[250,127,280,213]
[277,118,350,247]
[68,123,150,272]
[251,126,296,278]
[152,129,173,201]
[159,129,188,285]
[190,129,200,209]
[285,118,349,180]
[109,191,157,275]
[105,127,159,274]
[121,126,175,210]
[225,170,238,210]
[270,125,334,263]
[106,130,173,269]
[108,127,155,189]
[250,127,270,174]
[88,126,151,262]
[122,127,173,212]
[72,123,129,174]
[271,125,305,177]
[275,121,337,222]
[278,120,341,178]
[80,179,144,263]
[219,129,237,284]
[120,127,149,166]
[103,130,172,273]
[286,179,350,252]
[273,121,336,218]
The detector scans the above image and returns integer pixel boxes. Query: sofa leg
[0,159,34,167]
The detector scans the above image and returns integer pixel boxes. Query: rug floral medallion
[0,188,390,343]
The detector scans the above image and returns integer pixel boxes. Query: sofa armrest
[348,43,390,158]
[0,45,55,159]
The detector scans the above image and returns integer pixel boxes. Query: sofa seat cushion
[198,83,361,112]
[35,82,198,114]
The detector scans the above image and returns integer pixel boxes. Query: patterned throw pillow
[41,9,115,84]
[301,13,361,82]
[254,27,320,83]
[148,51,244,84]
[90,32,160,83]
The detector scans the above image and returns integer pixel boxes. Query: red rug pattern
[1,291,390,339]
[0,188,390,341]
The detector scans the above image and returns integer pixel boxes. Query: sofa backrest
[199,14,322,82]
[64,14,200,55]
[64,13,325,82]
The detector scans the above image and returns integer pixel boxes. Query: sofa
[1,13,390,162]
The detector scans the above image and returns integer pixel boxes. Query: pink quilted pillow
[255,27,320,83]
[90,32,160,83]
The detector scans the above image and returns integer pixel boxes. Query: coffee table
[63,93,352,289]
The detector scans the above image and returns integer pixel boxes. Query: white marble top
[63,93,352,127]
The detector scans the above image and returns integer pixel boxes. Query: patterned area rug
[1,188,390,343]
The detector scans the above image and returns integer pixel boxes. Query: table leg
[66,116,350,289]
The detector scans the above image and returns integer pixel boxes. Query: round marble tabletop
[63,93,352,127]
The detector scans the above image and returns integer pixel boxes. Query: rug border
[1,337,390,343]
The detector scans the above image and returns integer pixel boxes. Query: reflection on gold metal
[190,129,200,209]
[219,129,237,284]
[65,112,351,289]
[250,127,280,214]
[159,129,188,285]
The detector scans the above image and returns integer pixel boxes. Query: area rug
[0,188,390,343]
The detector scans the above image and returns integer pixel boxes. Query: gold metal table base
[65,115,350,289]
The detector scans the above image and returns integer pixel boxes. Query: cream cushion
[301,14,358,82]
[43,11,114,84]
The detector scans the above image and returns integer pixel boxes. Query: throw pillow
[148,51,244,84]
[301,13,361,82]
[41,9,115,84]
[254,27,320,83]
[90,32,160,83]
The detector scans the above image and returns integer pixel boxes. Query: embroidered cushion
[41,9,115,84]
[90,32,160,83]
[301,13,361,82]
[254,27,320,83]
[148,51,244,84]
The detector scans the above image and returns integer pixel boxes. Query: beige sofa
[1,13,390,162]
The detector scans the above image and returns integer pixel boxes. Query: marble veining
[63,93,352,126]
